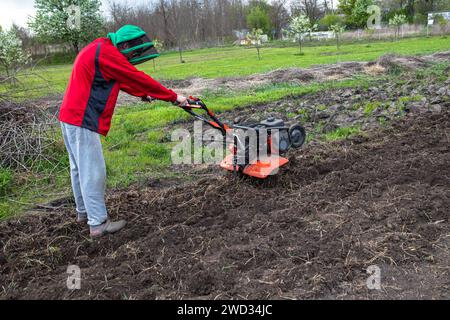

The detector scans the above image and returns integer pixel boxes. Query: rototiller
[145,96,306,178]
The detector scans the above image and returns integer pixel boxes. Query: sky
[0,0,149,30]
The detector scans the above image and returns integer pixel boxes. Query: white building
[427,11,450,24]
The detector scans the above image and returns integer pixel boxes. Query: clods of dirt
[0,107,448,299]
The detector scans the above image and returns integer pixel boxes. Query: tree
[152,39,164,71]
[298,0,323,25]
[246,28,264,60]
[338,0,374,29]
[338,0,356,16]
[319,14,344,30]
[434,14,449,34]
[11,24,32,49]
[247,6,271,34]
[289,15,311,54]
[29,0,104,54]
[389,14,407,41]
[0,28,30,83]
[269,0,290,39]
[350,0,374,29]
[330,24,345,50]
[105,0,280,48]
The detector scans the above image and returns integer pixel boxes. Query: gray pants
[60,122,108,226]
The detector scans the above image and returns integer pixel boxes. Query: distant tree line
[105,0,450,47]
[0,0,449,61]
[106,0,291,47]
[332,0,449,30]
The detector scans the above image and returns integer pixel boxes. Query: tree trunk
[72,41,79,54]
[179,45,184,63]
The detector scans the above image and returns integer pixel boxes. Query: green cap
[107,25,147,47]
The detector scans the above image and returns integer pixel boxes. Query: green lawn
[2,36,449,99]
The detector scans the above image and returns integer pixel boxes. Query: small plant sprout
[246,28,264,60]
[330,24,345,51]
[289,15,311,55]
[389,14,407,41]
[152,39,163,71]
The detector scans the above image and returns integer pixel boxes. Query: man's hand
[176,94,188,106]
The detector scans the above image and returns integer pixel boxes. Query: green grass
[0,167,13,198]
[323,125,362,141]
[2,36,449,99]
[363,101,382,116]
[398,95,424,104]
[0,168,71,219]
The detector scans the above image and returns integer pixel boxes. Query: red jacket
[59,38,177,136]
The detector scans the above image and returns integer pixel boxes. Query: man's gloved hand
[176,94,188,106]
[141,96,154,103]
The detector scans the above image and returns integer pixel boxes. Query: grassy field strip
[1,36,449,99]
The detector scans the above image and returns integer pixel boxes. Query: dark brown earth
[1,107,448,299]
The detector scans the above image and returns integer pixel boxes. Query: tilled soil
[1,108,448,299]
[161,51,450,97]
[218,65,449,136]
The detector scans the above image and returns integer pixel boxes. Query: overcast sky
[0,0,149,30]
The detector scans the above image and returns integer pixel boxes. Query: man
[59,25,187,238]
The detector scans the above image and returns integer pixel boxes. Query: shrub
[0,27,30,82]
[319,14,344,31]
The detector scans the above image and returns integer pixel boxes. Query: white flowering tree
[0,28,30,84]
[246,28,264,60]
[330,24,345,51]
[289,15,311,54]
[389,14,407,41]
[152,39,163,71]
[29,0,104,54]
